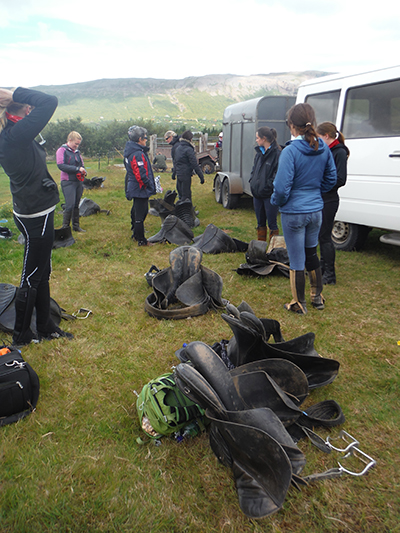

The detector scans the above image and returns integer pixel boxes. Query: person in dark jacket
[0,86,74,346]
[271,103,337,315]
[249,127,281,242]
[164,130,180,180]
[173,130,204,201]
[56,131,87,232]
[124,125,156,246]
[316,122,349,285]
[152,152,167,172]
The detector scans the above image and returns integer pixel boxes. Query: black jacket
[249,141,281,198]
[0,87,59,216]
[322,142,349,203]
[174,139,204,181]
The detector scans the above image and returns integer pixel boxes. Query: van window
[343,78,400,138]
[305,91,340,124]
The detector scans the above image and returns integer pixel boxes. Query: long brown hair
[287,103,319,151]
[316,121,346,145]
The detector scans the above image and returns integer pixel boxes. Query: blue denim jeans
[253,197,279,230]
[281,211,322,270]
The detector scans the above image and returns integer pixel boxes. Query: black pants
[319,198,339,279]
[14,210,55,331]
[131,197,149,244]
[176,174,192,201]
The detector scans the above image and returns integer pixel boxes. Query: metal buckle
[72,308,93,319]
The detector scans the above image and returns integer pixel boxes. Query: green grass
[1,162,400,532]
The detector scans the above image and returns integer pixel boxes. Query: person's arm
[188,147,204,183]
[6,87,57,145]
[130,153,150,189]
[321,150,338,194]
[271,148,294,206]
[333,148,347,189]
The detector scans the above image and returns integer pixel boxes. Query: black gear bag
[0,345,40,427]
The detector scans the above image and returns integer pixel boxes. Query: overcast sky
[1,0,399,88]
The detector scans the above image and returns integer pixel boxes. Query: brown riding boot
[269,229,279,241]
[257,226,267,241]
[284,270,307,315]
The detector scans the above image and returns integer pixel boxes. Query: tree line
[42,118,220,157]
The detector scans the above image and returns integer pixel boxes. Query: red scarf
[5,112,24,123]
[329,139,340,149]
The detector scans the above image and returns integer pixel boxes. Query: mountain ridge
[32,71,332,125]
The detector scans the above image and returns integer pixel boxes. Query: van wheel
[221,179,240,209]
[332,222,371,251]
[214,175,222,203]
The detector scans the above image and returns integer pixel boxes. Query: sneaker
[38,326,74,341]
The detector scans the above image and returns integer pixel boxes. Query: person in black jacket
[0,86,73,347]
[249,127,281,241]
[316,122,349,285]
[173,130,204,201]
[124,125,156,246]
[164,130,180,180]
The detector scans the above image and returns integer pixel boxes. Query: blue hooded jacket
[271,137,337,214]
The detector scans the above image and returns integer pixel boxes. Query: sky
[1,0,400,88]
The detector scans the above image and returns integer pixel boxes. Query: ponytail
[287,103,319,151]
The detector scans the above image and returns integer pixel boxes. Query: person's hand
[200,177,205,184]
[0,89,14,108]
[79,167,87,176]
[42,177,57,190]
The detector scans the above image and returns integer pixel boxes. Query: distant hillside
[33,71,331,127]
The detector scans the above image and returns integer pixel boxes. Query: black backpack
[0,345,40,427]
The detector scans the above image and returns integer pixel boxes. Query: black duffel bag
[0,345,40,427]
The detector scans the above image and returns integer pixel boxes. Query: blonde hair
[0,89,23,134]
[67,131,82,142]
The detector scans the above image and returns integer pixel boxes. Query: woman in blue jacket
[271,103,337,314]
[249,127,281,241]
[124,125,156,246]
[0,86,73,346]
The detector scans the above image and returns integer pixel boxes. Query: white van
[296,65,400,250]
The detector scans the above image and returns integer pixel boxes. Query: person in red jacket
[0,86,74,347]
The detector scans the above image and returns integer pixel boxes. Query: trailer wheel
[214,175,222,203]
[332,222,371,251]
[221,179,240,209]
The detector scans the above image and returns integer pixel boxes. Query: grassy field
[0,161,399,532]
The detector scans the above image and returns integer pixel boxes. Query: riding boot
[257,226,267,241]
[72,207,86,232]
[12,287,38,347]
[62,209,72,229]
[320,242,336,285]
[308,267,325,310]
[284,270,307,315]
[269,228,279,241]
[35,281,74,341]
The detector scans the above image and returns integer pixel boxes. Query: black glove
[200,176,205,184]
[42,177,57,191]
